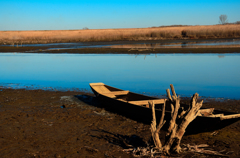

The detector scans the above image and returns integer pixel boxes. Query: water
[107,39,240,49]
[1,42,112,52]
[0,53,240,99]
[2,39,240,51]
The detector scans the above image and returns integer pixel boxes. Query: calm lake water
[107,39,240,49]
[0,53,240,99]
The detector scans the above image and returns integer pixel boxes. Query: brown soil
[0,88,240,157]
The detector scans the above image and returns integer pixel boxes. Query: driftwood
[150,84,203,155]
[182,144,228,157]
[123,145,228,157]
[149,100,166,149]
[123,84,229,157]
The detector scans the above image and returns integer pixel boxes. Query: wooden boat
[90,82,240,134]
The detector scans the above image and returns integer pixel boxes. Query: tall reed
[0,24,240,44]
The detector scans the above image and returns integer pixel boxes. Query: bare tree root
[149,100,166,150]
[123,147,162,157]
[123,84,229,157]
[162,85,204,154]
[182,144,228,157]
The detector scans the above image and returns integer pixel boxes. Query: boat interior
[90,82,167,108]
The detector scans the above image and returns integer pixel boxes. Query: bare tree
[219,15,228,24]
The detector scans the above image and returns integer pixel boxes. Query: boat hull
[90,83,240,134]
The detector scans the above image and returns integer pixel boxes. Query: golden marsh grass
[0,24,240,44]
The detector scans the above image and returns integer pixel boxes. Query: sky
[0,0,240,31]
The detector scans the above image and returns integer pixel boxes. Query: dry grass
[0,24,240,44]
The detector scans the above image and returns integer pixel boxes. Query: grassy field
[1,24,240,44]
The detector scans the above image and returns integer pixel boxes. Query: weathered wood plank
[129,99,166,105]
[102,91,129,95]
[91,83,116,98]
[220,114,240,120]
[89,82,105,86]
[208,114,224,117]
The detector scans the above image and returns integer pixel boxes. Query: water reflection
[107,39,240,49]
[0,53,240,99]
[1,42,112,52]
[218,55,225,58]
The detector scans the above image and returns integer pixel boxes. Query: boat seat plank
[102,91,129,95]
[128,99,166,105]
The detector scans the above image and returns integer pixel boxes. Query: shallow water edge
[1,47,240,54]
[1,53,239,99]
[1,38,240,53]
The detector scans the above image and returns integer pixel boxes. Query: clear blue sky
[0,0,239,30]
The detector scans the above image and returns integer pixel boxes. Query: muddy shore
[0,88,240,157]
[1,47,240,54]
[1,39,240,54]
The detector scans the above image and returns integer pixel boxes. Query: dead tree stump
[150,84,203,155]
